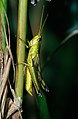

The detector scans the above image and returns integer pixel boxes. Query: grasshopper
[25,6,49,96]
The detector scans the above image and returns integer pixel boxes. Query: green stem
[0,0,7,52]
[37,92,51,119]
[15,0,28,99]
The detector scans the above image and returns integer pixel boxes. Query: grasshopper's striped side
[27,35,42,96]
[26,33,49,96]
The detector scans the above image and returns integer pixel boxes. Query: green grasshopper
[25,6,49,96]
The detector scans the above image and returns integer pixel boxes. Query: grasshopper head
[29,34,41,47]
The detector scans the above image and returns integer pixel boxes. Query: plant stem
[37,92,51,119]
[15,0,28,99]
[0,0,7,52]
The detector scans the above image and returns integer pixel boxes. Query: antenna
[38,6,48,36]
